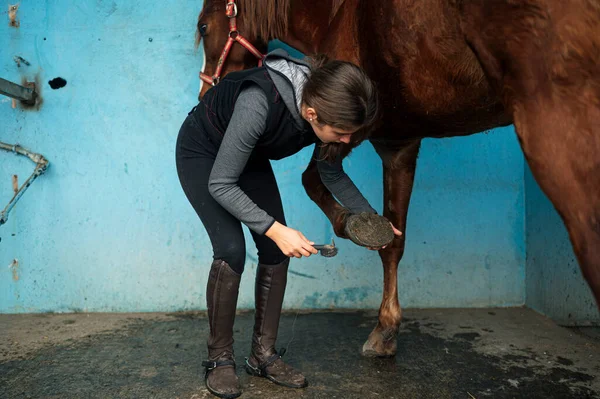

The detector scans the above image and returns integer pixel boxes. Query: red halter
[199,0,265,86]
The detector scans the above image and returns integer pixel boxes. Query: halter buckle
[226,2,237,18]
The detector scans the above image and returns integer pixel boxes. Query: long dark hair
[303,55,380,162]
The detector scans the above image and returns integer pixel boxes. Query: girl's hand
[265,221,318,258]
[390,223,403,237]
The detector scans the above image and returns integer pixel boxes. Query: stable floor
[1,308,599,399]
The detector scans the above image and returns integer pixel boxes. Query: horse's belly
[362,0,510,136]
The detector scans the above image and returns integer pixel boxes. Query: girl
[176,49,394,398]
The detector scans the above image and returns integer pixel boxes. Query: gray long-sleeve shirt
[208,85,376,235]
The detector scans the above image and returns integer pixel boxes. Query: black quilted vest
[191,66,317,160]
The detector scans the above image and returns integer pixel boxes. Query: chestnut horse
[195,0,600,357]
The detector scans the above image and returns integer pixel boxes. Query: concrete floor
[1,308,599,399]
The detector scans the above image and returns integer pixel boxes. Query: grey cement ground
[1,308,599,398]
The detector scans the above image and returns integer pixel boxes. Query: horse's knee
[379,237,406,263]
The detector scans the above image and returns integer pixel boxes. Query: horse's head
[196,0,274,99]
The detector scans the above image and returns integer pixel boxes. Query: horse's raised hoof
[345,212,394,248]
[361,327,398,358]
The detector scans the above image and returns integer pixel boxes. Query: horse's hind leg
[516,110,600,305]
[362,139,421,357]
[515,107,600,305]
[462,0,600,304]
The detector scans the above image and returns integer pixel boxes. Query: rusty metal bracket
[0,77,37,105]
[0,142,49,225]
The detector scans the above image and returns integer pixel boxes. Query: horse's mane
[240,0,291,41]
[196,0,345,46]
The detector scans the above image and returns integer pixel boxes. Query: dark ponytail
[303,55,380,161]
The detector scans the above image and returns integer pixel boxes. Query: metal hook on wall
[0,142,49,226]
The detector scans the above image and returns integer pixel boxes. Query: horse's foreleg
[362,139,421,357]
[462,0,600,305]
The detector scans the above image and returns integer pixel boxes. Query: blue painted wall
[525,167,600,324]
[1,1,528,313]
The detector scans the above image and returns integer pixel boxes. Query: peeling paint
[12,175,18,194]
[9,259,19,281]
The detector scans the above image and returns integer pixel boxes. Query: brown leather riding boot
[245,259,308,389]
[201,260,242,399]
